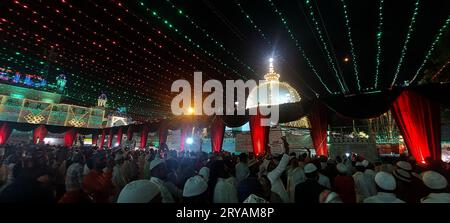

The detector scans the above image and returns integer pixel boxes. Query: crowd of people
[0,137,449,203]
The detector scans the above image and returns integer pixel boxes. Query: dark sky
[0,0,449,117]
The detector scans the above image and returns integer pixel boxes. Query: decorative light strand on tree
[339,0,361,91]
[266,0,334,94]
[410,15,450,84]
[390,0,420,87]
[305,0,347,94]
[374,0,384,89]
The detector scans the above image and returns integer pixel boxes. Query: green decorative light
[305,0,347,93]
[340,0,361,91]
[162,0,256,76]
[267,0,333,94]
[234,0,271,46]
[390,0,420,87]
[410,15,450,83]
[374,0,384,89]
[140,6,248,79]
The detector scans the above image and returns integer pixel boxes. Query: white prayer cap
[336,163,348,174]
[422,171,448,190]
[362,160,370,167]
[375,172,396,191]
[396,161,412,171]
[393,169,411,183]
[355,162,364,167]
[117,180,160,203]
[199,167,210,182]
[243,194,269,203]
[149,158,164,171]
[324,192,341,203]
[183,175,208,197]
[304,163,318,174]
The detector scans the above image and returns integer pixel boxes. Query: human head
[90,151,107,171]
[304,163,319,180]
[117,180,162,203]
[182,175,208,203]
[355,162,365,172]
[150,158,167,180]
[422,171,448,193]
[375,172,397,193]
[336,163,348,176]
[239,153,248,164]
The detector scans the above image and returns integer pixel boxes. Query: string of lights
[410,14,450,84]
[304,0,347,94]
[374,0,384,89]
[339,0,361,91]
[163,0,257,74]
[233,0,272,47]
[266,0,334,94]
[132,2,250,79]
[390,0,420,87]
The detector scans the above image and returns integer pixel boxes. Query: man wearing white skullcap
[363,160,376,181]
[295,163,326,203]
[332,163,356,203]
[117,180,162,203]
[149,158,174,203]
[183,175,209,203]
[364,172,405,203]
[353,162,377,203]
[420,171,450,203]
[199,167,210,182]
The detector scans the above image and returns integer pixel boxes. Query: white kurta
[363,192,405,203]
[213,178,239,203]
[287,167,306,203]
[150,177,175,203]
[421,193,450,203]
[267,154,290,203]
[353,171,377,203]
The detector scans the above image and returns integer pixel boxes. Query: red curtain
[210,117,225,153]
[310,102,329,156]
[0,122,12,145]
[33,125,48,144]
[64,128,77,147]
[117,127,123,146]
[249,109,270,157]
[140,125,149,148]
[107,129,114,148]
[92,134,98,146]
[99,129,106,149]
[127,125,134,140]
[390,90,441,164]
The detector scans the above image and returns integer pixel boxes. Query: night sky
[0,0,449,119]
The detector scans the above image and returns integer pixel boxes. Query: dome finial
[265,57,280,81]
